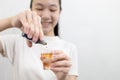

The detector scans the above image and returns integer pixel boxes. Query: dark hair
[30,0,62,36]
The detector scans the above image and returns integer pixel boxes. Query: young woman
[0,0,78,80]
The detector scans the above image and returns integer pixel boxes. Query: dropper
[22,33,47,45]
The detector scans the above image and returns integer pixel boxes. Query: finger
[51,60,72,67]
[19,11,29,33]
[26,11,35,39]
[32,12,39,42]
[51,67,70,74]
[52,51,70,62]
[26,40,32,47]
[38,16,44,40]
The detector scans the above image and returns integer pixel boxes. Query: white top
[0,35,78,80]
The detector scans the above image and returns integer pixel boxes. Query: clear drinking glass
[41,48,52,70]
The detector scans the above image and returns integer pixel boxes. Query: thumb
[26,40,32,47]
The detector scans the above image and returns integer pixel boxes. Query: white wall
[0,0,120,80]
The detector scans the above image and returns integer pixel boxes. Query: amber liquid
[41,53,52,70]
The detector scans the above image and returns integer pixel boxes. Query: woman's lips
[42,22,51,28]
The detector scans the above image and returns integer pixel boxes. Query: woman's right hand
[11,10,44,47]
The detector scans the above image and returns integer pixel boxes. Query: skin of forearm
[0,17,13,31]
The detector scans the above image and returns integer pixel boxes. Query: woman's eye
[36,8,43,11]
[50,9,56,12]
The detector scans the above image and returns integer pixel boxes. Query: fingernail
[28,34,32,39]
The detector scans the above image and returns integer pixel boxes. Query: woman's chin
[43,29,51,35]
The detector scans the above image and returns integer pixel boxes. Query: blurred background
[0,0,120,80]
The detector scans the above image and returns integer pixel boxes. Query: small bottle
[22,33,47,45]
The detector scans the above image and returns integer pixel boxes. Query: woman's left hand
[51,50,72,80]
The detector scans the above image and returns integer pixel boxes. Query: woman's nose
[41,10,51,21]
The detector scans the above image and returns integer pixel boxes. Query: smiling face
[31,0,61,36]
